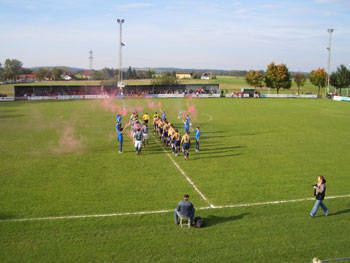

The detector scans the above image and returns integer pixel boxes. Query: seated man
[174,194,195,225]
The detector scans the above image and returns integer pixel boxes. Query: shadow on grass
[204,213,249,227]
[0,114,25,119]
[192,153,241,160]
[199,145,246,153]
[200,131,225,134]
[201,135,228,140]
[330,209,350,217]
[239,132,270,136]
[0,213,16,220]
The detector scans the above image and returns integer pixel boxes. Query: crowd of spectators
[15,85,220,97]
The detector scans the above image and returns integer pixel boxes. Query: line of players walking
[115,110,200,160]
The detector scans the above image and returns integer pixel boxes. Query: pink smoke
[137,107,144,113]
[158,102,162,108]
[148,101,155,109]
[183,106,197,119]
[122,108,128,116]
[53,127,83,155]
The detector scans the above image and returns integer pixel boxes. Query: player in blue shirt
[162,111,166,121]
[183,114,191,133]
[118,128,124,153]
[195,127,200,152]
[116,113,122,132]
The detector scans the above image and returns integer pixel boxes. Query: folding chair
[176,211,191,229]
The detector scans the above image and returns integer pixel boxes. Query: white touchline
[152,134,214,208]
[1,195,349,223]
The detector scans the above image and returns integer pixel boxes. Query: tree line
[245,63,350,96]
[0,59,156,82]
[1,58,349,96]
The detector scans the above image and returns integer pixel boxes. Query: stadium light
[327,29,334,95]
[117,18,125,93]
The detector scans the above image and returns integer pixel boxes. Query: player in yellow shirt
[143,113,150,125]
[153,113,159,135]
[181,131,191,160]
[174,130,181,156]
[158,119,164,139]
[162,121,170,145]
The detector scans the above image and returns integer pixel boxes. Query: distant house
[18,74,36,82]
[176,72,192,79]
[63,74,73,81]
[81,71,92,80]
[201,72,210,80]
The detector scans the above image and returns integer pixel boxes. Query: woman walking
[310,176,329,218]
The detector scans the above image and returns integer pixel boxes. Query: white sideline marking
[199,194,350,209]
[0,209,173,223]
[1,194,349,223]
[322,257,350,262]
[152,134,214,207]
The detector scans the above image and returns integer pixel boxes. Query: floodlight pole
[117,18,125,93]
[327,29,334,95]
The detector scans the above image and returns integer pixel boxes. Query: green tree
[3,59,23,80]
[264,62,292,94]
[294,73,306,95]
[330,65,350,95]
[145,69,154,79]
[192,73,201,79]
[36,68,51,80]
[52,67,63,80]
[126,66,133,79]
[309,68,327,97]
[132,69,137,79]
[245,70,264,90]
[92,70,105,80]
[103,68,117,80]
[151,72,178,86]
[0,63,4,80]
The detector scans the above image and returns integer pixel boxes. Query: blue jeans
[119,141,123,152]
[310,200,328,217]
[174,210,195,224]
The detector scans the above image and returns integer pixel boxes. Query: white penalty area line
[2,194,350,223]
[151,134,214,208]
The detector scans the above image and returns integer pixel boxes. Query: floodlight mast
[117,18,125,93]
[327,29,334,95]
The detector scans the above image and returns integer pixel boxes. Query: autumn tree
[294,73,306,95]
[330,65,350,95]
[245,70,264,90]
[264,62,291,94]
[309,68,327,97]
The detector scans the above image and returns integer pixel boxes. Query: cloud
[233,8,247,15]
[116,2,154,10]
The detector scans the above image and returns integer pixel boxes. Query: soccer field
[1,98,350,262]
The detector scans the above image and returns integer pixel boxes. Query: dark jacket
[176,200,195,217]
[314,183,326,200]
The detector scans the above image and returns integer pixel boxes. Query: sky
[0,0,349,72]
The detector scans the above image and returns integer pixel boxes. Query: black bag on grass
[194,216,204,228]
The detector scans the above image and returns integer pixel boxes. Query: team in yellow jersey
[117,109,198,160]
[152,111,195,160]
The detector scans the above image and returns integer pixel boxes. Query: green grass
[1,98,350,262]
